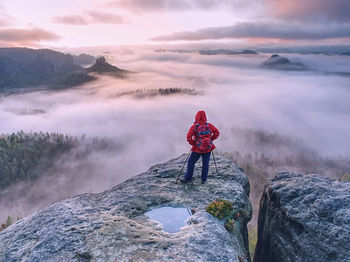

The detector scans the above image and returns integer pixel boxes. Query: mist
[1,45,350,223]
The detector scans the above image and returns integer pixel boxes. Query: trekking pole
[212,150,219,176]
[176,150,191,183]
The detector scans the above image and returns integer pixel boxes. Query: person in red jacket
[180,110,220,184]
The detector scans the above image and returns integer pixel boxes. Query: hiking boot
[201,180,206,184]
[180,178,193,184]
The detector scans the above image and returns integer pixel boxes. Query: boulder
[254,172,350,262]
[0,154,252,262]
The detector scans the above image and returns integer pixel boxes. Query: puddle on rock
[145,207,192,233]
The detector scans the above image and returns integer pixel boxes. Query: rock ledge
[0,154,252,262]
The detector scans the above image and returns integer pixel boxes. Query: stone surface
[0,154,252,262]
[254,172,350,262]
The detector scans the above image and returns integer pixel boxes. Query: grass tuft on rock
[206,198,233,220]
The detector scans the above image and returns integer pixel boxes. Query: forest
[0,48,96,91]
[0,131,120,191]
[0,132,79,189]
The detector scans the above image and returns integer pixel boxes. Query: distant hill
[261,54,350,77]
[72,53,96,66]
[199,49,258,55]
[0,48,93,91]
[0,48,126,92]
[256,45,350,55]
[261,54,307,71]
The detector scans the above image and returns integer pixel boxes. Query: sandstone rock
[0,154,252,262]
[254,172,350,262]
[86,56,129,77]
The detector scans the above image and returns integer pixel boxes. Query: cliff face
[0,154,252,262]
[254,172,350,262]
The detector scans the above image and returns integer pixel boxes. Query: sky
[0,0,350,47]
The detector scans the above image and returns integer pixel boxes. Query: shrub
[0,215,21,232]
[224,219,236,232]
[0,224,6,232]
[206,198,233,220]
[234,210,251,220]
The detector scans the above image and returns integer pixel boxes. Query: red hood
[194,110,207,124]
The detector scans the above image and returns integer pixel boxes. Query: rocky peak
[95,56,107,65]
[86,56,123,74]
[254,172,350,262]
[0,154,252,262]
[262,54,307,71]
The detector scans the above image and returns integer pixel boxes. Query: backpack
[194,122,213,151]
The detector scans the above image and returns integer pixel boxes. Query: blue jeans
[184,151,211,182]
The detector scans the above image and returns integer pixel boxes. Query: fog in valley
[1,45,350,225]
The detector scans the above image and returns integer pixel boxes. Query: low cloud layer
[151,21,350,41]
[1,46,350,223]
[52,11,126,25]
[0,27,61,46]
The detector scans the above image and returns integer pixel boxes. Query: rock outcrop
[261,54,307,71]
[86,56,129,77]
[254,172,350,262]
[0,154,252,262]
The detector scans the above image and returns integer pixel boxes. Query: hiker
[180,110,220,184]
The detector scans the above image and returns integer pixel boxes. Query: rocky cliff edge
[0,154,252,262]
[254,172,350,262]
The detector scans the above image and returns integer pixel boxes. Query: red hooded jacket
[187,110,220,153]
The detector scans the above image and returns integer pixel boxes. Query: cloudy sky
[0,0,349,47]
